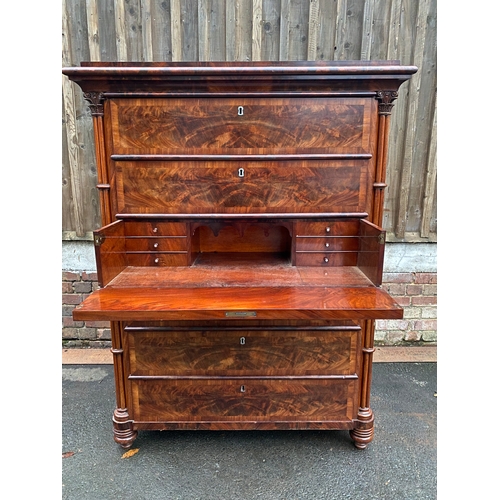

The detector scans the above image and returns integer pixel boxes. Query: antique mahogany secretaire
[63,61,416,449]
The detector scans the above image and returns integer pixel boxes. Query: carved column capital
[83,91,105,116]
[375,90,398,115]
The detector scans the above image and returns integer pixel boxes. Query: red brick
[414,273,437,284]
[392,296,411,307]
[414,319,437,331]
[383,273,415,284]
[412,296,437,306]
[422,284,437,296]
[62,294,82,305]
[74,282,93,293]
[63,316,84,328]
[384,284,406,295]
[62,282,73,293]
[406,284,423,296]
[85,320,110,328]
[62,271,80,281]
[82,271,98,281]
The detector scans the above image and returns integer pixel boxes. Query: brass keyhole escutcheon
[240,336,246,345]
[238,167,245,178]
[237,106,244,116]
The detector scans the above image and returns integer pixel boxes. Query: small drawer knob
[154,258,160,264]
[153,242,159,249]
[324,257,329,263]
[325,227,331,233]
[153,227,158,233]
[325,242,330,248]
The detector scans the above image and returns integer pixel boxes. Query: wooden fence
[62,0,437,243]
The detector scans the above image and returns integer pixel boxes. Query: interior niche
[191,222,292,265]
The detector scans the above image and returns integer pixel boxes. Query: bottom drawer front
[132,379,356,422]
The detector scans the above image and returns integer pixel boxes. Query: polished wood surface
[64,61,415,450]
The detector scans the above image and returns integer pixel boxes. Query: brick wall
[62,271,437,348]
[62,271,111,348]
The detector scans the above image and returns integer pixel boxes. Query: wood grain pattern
[114,160,367,214]
[131,378,356,422]
[126,327,359,376]
[110,97,371,153]
[73,282,403,322]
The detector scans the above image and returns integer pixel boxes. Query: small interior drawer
[124,221,187,237]
[126,253,189,267]
[126,238,187,252]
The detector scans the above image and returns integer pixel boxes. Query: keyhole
[238,167,245,178]
[237,106,244,116]
[240,385,246,393]
[240,337,246,345]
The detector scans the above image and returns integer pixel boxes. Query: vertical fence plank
[252,0,263,61]
[170,0,182,61]
[335,0,364,60]
[227,0,252,61]
[62,1,86,237]
[114,0,128,60]
[86,0,101,61]
[141,0,154,61]
[279,0,290,60]
[314,0,338,61]
[307,0,319,60]
[199,0,226,61]
[261,0,281,61]
[180,0,199,61]
[150,0,172,61]
[420,98,437,238]
[360,0,375,60]
[96,0,117,61]
[395,0,427,238]
[285,0,309,60]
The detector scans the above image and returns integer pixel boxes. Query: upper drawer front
[114,160,368,215]
[127,327,359,376]
[110,97,375,154]
[124,221,187,236]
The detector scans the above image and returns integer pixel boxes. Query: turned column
[83,92,112,226]
[372,90,398,228]
[110,321,137,448]
[350,319,376,449]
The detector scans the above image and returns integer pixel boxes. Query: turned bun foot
[350,427,374,449]
[112,408,137,449]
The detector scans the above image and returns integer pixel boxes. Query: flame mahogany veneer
[63,61,416,449]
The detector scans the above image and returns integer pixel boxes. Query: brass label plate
[225,311,257,318]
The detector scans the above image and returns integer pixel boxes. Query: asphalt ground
[62,360,437,500]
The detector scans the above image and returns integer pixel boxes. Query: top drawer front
[110,97,375,154]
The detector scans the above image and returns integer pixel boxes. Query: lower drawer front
[127,328,359,376]
[131,378,356,422]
